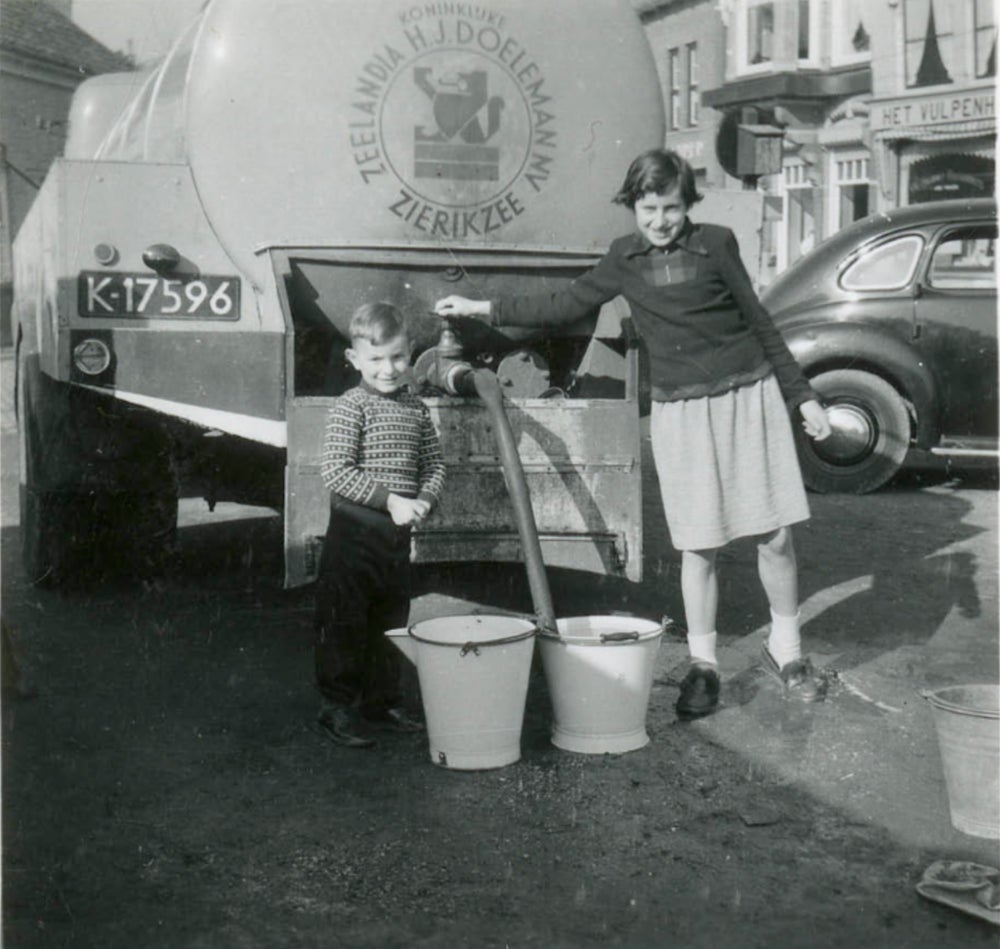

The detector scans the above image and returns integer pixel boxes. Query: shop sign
[871,87,995,132]
[671,139,705,163]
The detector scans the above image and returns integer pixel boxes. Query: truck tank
[13,0,665,586]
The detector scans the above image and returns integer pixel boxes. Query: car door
[913,220,998,444]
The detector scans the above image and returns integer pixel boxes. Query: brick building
[634,0,728,190]
[0,0,131,344]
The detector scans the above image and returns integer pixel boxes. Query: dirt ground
[2,377,999,946]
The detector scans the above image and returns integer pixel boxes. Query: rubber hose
[451,367,557,634]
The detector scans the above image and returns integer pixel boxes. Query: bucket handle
[409,625,537,651]
[600,631,641,643]
[455,630,537,653]
[920,687,1000,718]
[420,631,536,656]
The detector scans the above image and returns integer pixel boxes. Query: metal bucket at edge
[924,684,1000,839]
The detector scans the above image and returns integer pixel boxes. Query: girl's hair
[349,301,409,345]
[612,149,703,208]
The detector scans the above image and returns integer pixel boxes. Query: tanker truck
[13,0,668,587]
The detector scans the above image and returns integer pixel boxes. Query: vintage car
[762,197,997,493]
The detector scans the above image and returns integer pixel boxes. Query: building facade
[869,0,995,209]
[636,0,996,286]
[635,0,728,190]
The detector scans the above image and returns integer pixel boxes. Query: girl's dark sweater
[492,219,816,408]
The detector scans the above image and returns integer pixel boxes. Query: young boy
[313,302,446,748]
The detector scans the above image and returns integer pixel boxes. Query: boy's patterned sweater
[320,383,446,511]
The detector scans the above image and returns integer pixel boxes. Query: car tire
[797,369,911,494]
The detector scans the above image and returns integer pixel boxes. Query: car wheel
[797,369,911,494]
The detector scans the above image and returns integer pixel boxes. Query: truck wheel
[18,347,178,585]
[17,351,69,585]
[19,478,64,587]
[96,484,179,580]
[797,369,911,494]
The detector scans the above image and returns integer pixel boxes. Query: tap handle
[437,318,463,360]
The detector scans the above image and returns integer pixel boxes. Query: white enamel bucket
[387,614,536,770]
[539,615,664,754]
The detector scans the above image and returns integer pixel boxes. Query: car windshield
[840,235,924,291]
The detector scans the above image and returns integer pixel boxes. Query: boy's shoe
[366,706,425,732]
[675,664,720,719]
[315,706,376,749]
[760,646,826,703]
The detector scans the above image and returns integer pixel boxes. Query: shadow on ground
[3,472,998,948]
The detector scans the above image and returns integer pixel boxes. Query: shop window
[747,1,774,66]
[797,0,810,59]
[975,0,997,78]
[905,0,956,88]
[928,226,997,290]
[834,155,873,230]
[686,43,699,127]
[668,47,681,130]
[737,0,817,71]
[783,161,816,266]
[832,0,871,65]
[841,235,924,291]
[909,153,995,203]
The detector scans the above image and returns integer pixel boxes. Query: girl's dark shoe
[675,664,720,718]
[315,707,376,748]
[760,646,826,702]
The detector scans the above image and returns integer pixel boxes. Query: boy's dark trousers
[313,498,412,713]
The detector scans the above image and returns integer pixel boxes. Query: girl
[435,149,832,718]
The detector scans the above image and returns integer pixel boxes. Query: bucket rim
[408,613,537,649]
[540,614,664,645]
[922,683,1000,719]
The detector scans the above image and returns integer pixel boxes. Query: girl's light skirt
[650,374,810,551]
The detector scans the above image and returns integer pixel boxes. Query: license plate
[77,272,240,319]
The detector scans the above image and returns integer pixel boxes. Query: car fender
[781,321,940,447]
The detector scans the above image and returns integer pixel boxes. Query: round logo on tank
[379,48,533,210]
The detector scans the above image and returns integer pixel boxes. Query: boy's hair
[348,301,409,345]
[612,149,703,209]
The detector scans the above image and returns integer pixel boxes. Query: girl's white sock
[768,609,802,667]
[687,630,718,667]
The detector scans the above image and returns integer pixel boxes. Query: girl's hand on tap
[433,296,491,318]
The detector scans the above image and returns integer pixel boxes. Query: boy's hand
[800,399,832,441]
[434,296,491,318]
[387,494,428,527]
[411,498,432,521]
